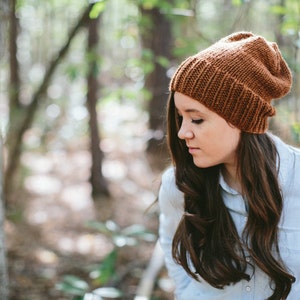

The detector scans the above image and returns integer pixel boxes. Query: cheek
[220,129,240,152]
[202,126,239,155]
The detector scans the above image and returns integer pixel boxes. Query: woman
[158,32,300,300]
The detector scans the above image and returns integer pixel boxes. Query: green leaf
[105,220,120,232]
[92,287,123,298]
[142,49,154,60]
[85,220,120,234]
[139,232,157,242]
[90,250,118,285]
[113,235,138,247]
[89,1,107,19]
[156,56,170,68]
[64,275,89,290]
[269,5,287,15]
[56,275,88,296]
[121,224,146,235]
[86,221,111,234]
[231,0,242,7]
[65,65,81,81]
[121,224,156,241]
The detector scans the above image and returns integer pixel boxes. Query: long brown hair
[166,92,295,299]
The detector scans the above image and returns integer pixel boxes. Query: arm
[158,167,192,297]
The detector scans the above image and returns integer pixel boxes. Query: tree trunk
[5,0,22,206]
[0,0,10,57]
[86,15,109,196]
[0,136,9,300]
[139,3,174,169]
[8,0,20,110]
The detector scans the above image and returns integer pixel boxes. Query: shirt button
[245,286,251,292]
[246,256,251,262]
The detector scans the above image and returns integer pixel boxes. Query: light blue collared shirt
[159,135,300,299]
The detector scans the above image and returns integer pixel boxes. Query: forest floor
[5,102,174,300]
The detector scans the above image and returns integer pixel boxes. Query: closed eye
[192,119,203,124]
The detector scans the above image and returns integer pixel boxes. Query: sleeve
[158,167,192,298]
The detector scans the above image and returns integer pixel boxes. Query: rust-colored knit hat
[170,32,292,133]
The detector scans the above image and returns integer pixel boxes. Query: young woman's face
[174,92,241,169]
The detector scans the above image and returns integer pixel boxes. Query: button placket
[242,277,254,299]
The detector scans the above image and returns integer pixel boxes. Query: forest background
[0,0,299,299]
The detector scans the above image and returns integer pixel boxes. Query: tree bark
[139,3,174,169]
[0,136,9,300]
[8,0,20,110]
[0,0,10,58]
[86,15,109,196]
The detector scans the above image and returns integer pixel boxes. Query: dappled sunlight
[100,102,149,153]
[102,159,128,180]
[18,104,160,270]
[24,175,62,195]
[60,184,93,212]
[26,203,58,225]
[34,248,59,265]
[22,152,54,173]
[6,96,164,299]
[54,234,113,258]
[18,146,113,270]
[25,197,70,226]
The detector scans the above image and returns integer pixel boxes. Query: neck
[222,164,242,194]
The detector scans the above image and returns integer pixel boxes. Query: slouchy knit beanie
[170,32,292,133]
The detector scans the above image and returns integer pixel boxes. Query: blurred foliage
[291,122,300,143]
[56,275,89,297]
[270,0,300,35]
[3,0,299,147]
[56,220,156,299]
[89,0,107,19]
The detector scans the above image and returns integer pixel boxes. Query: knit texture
[170,32,292,133]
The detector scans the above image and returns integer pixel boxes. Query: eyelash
[192,119,203,124]
[176,115,203,125]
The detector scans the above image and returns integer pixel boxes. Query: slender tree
[0,136,8,300]
[139,1,174,169]
[0,0,10,57]
[86,11,109,196]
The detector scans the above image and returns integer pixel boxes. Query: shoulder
[270,133,300,177]
[271,133,300,158]
[272,134,300,220]
[159,166,184,213]
[158,167,184,238]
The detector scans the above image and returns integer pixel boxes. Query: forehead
[174,92,211,115]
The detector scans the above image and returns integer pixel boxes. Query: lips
[188,146,199,154]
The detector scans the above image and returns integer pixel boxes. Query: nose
[178,122,194,140]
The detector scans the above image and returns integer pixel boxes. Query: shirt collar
[219,172,240,195]
[219,172,248,215]
[219,133,293,216]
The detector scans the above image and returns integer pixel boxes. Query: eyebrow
[184,109,201,113]
[176,108,206,115]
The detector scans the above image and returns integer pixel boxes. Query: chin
[193,161,212,169]
[193,158,219,169]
